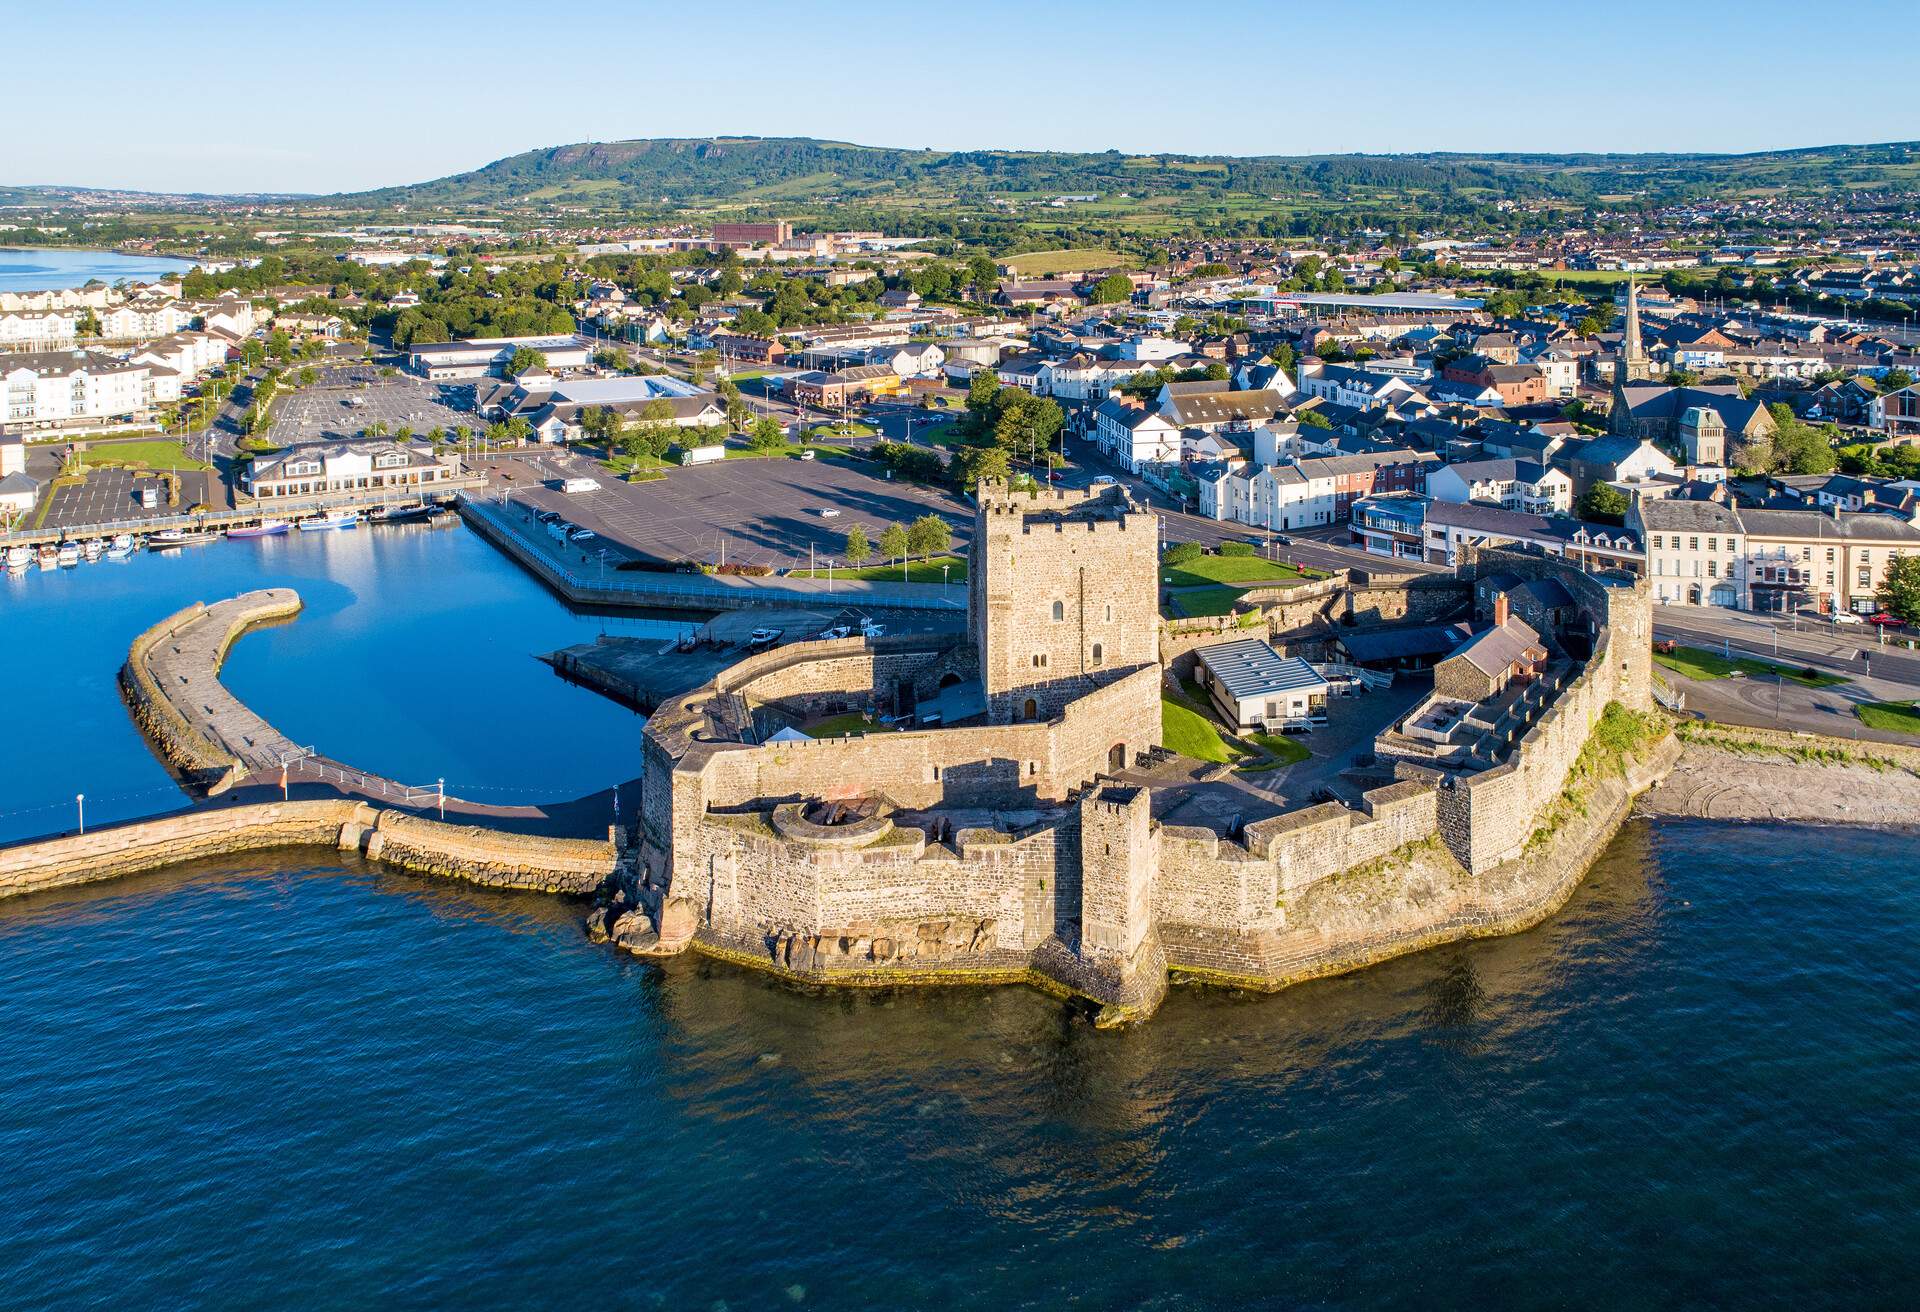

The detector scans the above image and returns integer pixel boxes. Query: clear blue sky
[14,0,1920,194]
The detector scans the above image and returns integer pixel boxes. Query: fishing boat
[368,503,432,525]
[228,519,289,539]
[35,544,56,568]
[81,538,103,561]
[105,534,136,560]
[4,545,30,572]
[148,528,218,549]
[56,541,81,567]
[298,509,359,532]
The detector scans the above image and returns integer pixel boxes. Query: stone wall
[0,800,616,901]
[0,800,365,899]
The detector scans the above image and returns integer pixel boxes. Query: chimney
[1493,592,1510,628]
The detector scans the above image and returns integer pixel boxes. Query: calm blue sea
[0,523,1916,1308]
[0,822,1913,1308]
[0,246,196,293]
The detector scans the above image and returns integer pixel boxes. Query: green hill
[342,135,1920,216]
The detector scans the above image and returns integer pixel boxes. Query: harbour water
[1,520,1916,1308]
[0,523,689,842]
[0,246,197,293]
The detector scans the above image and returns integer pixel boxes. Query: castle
[627,481,1656,1023]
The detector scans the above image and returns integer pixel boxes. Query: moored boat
[368,503,432,525]
[228,519,290,539]
[148,528,218,549]
[56,541,81,567]
[35,544,56,568]
[81,538,103,561]
[4,545,30,571]
[106,534,135,559]
[298,509,359,532]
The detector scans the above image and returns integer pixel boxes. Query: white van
[561,477,600,494]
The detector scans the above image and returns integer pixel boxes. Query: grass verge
[1162,697,1244,763]
[789,554,967,584]
[1857,700,1920,736]
[78,439,210,471]
[1653,645,1846,688]
[803,712,901,739]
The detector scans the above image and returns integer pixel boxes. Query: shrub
[1218,541,1255,557]
[1162,541,1203,566]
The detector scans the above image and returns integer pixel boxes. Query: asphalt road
[1652,604,1920,690]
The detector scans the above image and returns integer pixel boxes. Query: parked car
[1090,474,1119,486]
[817,507,841,518]
[1867,612,1904,627]
[798,449,815,461]
[1831,611,1864,625]
[569,528,597,543]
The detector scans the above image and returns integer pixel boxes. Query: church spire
[1619,276,1650,382]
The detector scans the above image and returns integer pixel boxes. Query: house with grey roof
[1193,639,1330,731]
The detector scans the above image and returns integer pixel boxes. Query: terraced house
[1633,500,1920,614]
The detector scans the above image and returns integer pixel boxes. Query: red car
[1866,613,1904,627]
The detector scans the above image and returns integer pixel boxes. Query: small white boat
[106,534,135,560]
[228,519,290,539]
[148,528,217,549]
[36,544,57,569]
[4,545,30,571]
[81,539,103,561]
[56,541,81,567]
[298,509,360,532]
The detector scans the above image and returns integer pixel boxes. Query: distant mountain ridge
[342,135,1920,211]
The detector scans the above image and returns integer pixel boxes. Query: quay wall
[118,591,304,795]
[0,801,616,901]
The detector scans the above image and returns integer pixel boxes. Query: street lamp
[75,793,85,835]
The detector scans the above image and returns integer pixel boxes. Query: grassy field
[1161,697,1243,764]
[1001,248,1130,276]
[78,439,209,471]
[720,443,849,461]
[802,712,900,739]
[805,421,877,439]
[1653,645,1848,688]
[1245,732,1312,765]
[1163,556,1312,589]
[1168,587,1250,618]
[789,554,967,584]
[1856,700,1920,735]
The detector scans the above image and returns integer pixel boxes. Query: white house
[241,440,458,500]
[1093,399,1181,472]
[1426,458,1573,515]
[1194,639,1330,731]
[2,349,151,431]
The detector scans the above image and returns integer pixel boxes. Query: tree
[507,346,547,376]
[843,522,872,568]
[1298,409,1332,429]
[75,308,102,338]
[747,416,787,450]
[1881,368,1914,392]
[1879,555,1920,624]
[1576,483,1629,524]
[1576,314,1604,338]
[877,522,909,567]
[1088,273,1133,305]
[950,443,1011,488]
[907,514,951,560]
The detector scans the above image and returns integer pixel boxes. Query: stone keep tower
[969,480,1160,725]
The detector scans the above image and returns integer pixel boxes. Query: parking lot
[475,448,974,571]
[272,374,474,447]
[37,464,218,530]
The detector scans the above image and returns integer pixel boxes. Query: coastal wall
[0,801,616,901]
